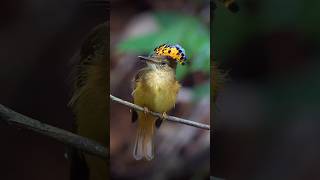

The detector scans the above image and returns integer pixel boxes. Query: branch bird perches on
[110,94,210,130]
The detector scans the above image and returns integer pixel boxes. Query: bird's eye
[161,62,166,65]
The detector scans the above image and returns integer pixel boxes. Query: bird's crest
[153,44,187,65]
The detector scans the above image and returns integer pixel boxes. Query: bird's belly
[134,81,178,113]
[152,86,177,113]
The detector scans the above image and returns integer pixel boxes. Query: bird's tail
[133,112,156,160]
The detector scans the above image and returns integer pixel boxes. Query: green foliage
[117,11,210,81]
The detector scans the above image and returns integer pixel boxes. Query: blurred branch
[0,104,107,159]
[110,94,210,130]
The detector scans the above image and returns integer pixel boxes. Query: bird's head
[138,44,187,71]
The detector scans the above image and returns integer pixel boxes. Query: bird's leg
[155,112,167,128]
[161,112,168,120]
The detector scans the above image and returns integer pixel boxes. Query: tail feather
[133,113,155,160]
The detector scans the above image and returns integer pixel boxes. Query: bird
[131,44,187,160]
[68,23,108,180]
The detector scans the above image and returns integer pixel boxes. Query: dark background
[1,0,320,180]
[213,0,320,179]
[0,0,106,179]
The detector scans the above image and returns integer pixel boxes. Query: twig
[0,104,107,158]
[110,94,210,130]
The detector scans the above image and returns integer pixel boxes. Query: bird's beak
[138,56,160,64]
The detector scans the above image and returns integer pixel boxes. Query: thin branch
[0,104,107,158]
[110,94,210,130]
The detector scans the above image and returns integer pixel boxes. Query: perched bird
[68,23,108,180]
[217,0,239,13]
[131,44,187,160]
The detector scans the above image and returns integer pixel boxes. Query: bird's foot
[143,107,149,115]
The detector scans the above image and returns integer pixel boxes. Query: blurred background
[110,0,210,179]
[0,0,106,179]
[213,0,320,179]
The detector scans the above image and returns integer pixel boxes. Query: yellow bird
[132,44,187,160]
[68,23,108,180]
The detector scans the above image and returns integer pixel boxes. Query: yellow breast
[133,69,180,113]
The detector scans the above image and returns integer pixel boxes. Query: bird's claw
[143,107,149,121]
[143,107,149,115]
[161,112,168,120]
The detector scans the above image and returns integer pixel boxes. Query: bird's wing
[131,67,149,123]
[131,67,150,94]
